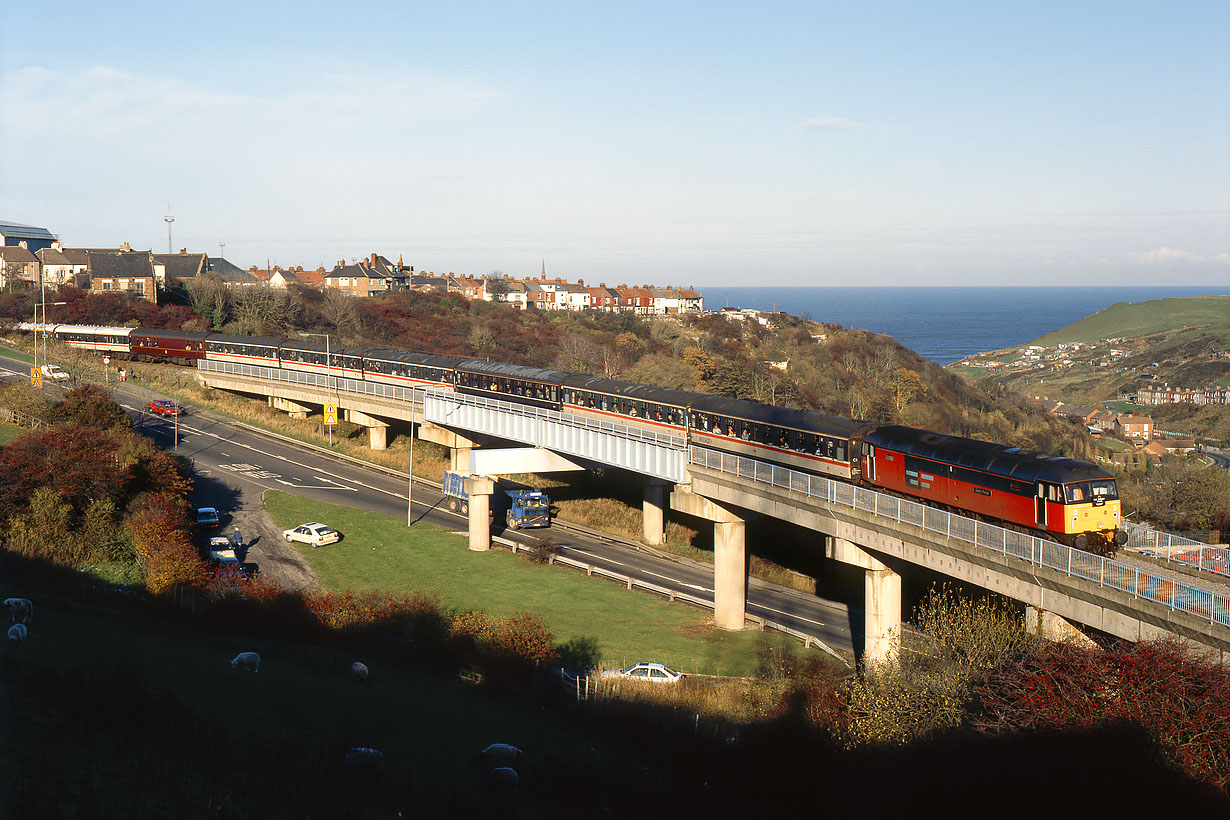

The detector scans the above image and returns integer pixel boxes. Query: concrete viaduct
[196,361,1230,664]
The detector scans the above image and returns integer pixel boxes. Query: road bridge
[196,360,1230,663]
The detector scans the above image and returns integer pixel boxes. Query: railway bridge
[195,360,1230,663]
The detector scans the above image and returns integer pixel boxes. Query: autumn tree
[891,367,928,415]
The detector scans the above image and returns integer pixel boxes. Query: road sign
[324,403,338,425]
[30,367,42,388]
[103,356,111,365]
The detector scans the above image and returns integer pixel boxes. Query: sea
[699,286,1229,366]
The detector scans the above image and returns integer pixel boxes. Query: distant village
[0,220,704,317]
[958,338,1230,408]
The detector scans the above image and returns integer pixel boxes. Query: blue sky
[2,1,1227,286]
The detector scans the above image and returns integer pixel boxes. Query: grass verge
[264,490,806,677]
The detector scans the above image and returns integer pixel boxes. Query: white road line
[748,602,827,628]
[567,548,625,566]
[274,479,359,492]
[172,423,409,500]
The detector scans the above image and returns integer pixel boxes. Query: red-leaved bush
[970,638,1230,794]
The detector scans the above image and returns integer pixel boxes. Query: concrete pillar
[828,537,901,665]
[451,446,472,472]
[864,566,901,666]
[466,475,494,552]
[669,489,750,631]
[714,518,747,631]
[642,479,668,546]
[1025,606,1098,648]
[344,409,390,451]
[269,395,312,419]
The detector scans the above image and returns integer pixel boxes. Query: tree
[184,274,230,329]
[891,368,929,415]
[682,347,716,381]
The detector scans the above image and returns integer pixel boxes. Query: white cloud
[793,115,870,131]
[1128,247,1230,266]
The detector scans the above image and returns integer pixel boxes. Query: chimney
[121,241,131,252]
[578,279,584,286]
[179,248,187,254]
[370,253,377,266]
[17,240,27,249]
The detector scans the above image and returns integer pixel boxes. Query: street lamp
[33,299,67,373]
[299,332,334,445]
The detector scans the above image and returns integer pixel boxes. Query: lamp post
[299,332,334,445]
[33,299,67,374]
[407,418,415,527]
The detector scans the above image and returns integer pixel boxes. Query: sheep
[351,661,370,683]
[230,652,260,673]
[344,747,385,770]
[486,766,518,791]
[7,623,27,647]
[476,743,524,771]
[4,598,32,624]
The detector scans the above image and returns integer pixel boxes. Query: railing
[197,359,686,449]
[0,406,48,431]
[1125,525,1230,578]
[690,445,1230,628]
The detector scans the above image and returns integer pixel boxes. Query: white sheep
[351,661,370,683]
[477,743,524,771]
[486,766,518,791]
[4,598,32,624]
[7,623,27,647]
[230,651,260,673]
[345,747,385,769]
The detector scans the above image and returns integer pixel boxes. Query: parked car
[196,507,220,527]
[283,522,341,547]
[601,662,682,683]
[39,364,70,381]
[148,399,182,416]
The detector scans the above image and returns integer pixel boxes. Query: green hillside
[1030,295,1230,347]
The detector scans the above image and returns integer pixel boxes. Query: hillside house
[1115,415,1154,441]
[87,247,157,303]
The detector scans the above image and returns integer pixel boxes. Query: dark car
[148,399,182,416]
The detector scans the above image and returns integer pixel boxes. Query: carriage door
[863,444,875,482]
[1035,483,1047,527]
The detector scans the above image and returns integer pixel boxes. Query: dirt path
[230,488,320,593]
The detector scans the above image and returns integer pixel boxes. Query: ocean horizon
[698,286,1229,366]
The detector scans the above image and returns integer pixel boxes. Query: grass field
[263,491,806,676]
[0,421,26,446]
[1031,295,1230,347]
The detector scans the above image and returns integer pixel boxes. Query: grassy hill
[1030,295,1230,347]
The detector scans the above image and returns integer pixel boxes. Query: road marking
[275,479,359,492]
[747,602,828,628]
[567,548,625,566]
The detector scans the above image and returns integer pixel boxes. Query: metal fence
[1124,524,1230,578]
[689,445,1230,628]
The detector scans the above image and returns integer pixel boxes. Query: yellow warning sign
[30,367,42,388]
[324,403,338,425]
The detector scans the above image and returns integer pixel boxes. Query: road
[0,350,857,656]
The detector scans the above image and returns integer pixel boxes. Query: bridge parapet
[426,392,686,483]
[689,446,1230,652]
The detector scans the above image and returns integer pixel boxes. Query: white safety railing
[197,359,686,449]
[1124,525,1230,578]
[690,445,1230,628]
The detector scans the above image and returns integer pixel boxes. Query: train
[17,322,1128,554]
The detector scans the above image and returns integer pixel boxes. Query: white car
[283,522,341,547]
[40,364,70,381]
[601,662,682,683]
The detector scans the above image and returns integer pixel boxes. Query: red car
[147,399,182,416]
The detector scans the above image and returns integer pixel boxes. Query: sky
[2,1,1227,286]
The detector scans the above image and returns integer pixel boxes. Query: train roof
[455,359,568,385]
[278,338,369,358]
[561,374,701,407]
[690,392,869,438]
[864,425,1114,484]
[206,332,287,348]
[49,324,136,336]
[362,349,466,369]
[131,328,209,341]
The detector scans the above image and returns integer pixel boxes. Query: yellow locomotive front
[1061,478,1126,553]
